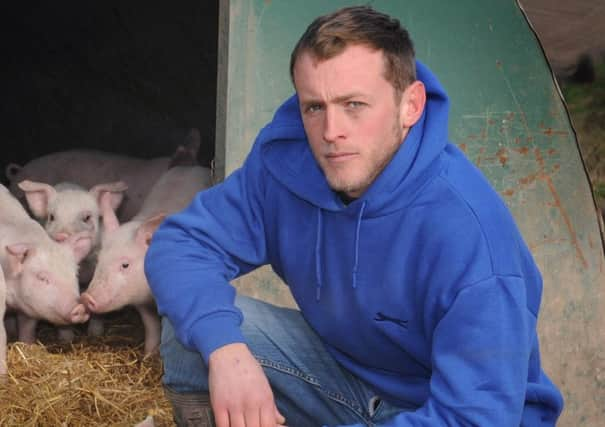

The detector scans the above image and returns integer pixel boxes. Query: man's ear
[400,81,426,128]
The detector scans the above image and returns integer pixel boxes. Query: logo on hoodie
[374,312,408,329]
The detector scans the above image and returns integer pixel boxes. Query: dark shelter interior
[1,1,218,185]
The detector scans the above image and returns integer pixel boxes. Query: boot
[164,386,216,427]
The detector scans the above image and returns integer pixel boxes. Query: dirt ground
[519,0,605,77]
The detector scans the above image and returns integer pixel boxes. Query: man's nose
[323,108,346,143]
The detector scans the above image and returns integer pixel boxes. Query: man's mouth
[326,152,357,163]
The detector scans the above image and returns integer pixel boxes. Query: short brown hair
[290,6,416,93]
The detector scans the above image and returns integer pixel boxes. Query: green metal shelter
[214,1,605,425]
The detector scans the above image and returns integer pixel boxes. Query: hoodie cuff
[189,313,246,364]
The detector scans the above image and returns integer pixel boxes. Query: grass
[560,60,605,211]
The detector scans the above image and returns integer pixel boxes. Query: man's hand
[208,342,286,427]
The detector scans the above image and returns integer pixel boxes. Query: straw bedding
[0,309,173,426]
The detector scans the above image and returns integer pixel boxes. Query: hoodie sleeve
[144,141,269,363]
[335,276,561,427]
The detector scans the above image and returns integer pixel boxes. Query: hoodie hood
[259,61,450,216]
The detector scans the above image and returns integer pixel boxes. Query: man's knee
[160,317,210,392]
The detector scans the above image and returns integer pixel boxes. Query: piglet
[0,264,7,376]
[5,128,203,222]
[81,166,212,354]
[18,180,127,283]
[0,185,88,344]
[18,180,127,338]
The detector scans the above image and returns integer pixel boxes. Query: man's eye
[346,101,364,109]
[306,104,323,113]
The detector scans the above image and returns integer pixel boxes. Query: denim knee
[160,316,210,393]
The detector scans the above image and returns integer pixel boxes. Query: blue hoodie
[145,62,563,426]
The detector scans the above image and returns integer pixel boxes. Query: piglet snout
[54,232,70,242]
[70,303,90,323]
[80,293,97,313]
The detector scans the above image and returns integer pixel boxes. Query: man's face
[293,44,409,198]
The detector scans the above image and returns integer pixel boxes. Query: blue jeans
[160,295,410,427]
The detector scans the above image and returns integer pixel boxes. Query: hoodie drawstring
[315,208,323,301]
[352,201,366,289]
[315,201,367,300]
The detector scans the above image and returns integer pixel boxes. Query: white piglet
[18,180,128,282]
[18,180,127,338]
[0,264,7,375]
[5,128,203,222]
[0,185,88,343]
[81,166,212,354]
[6,150,169,221]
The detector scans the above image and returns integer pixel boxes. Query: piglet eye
[36,273,50,284]
[121,262,130,270]
[83,214,92,223]
[48,214,55,222]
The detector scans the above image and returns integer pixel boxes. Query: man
[145,6,564,426]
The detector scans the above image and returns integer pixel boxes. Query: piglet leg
[136,304,161,355]
[87,314,105,337]
[17,313,37,343]
[57,326,76,342]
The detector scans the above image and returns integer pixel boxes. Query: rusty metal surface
[217,1,605,424]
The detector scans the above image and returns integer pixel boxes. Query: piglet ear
[99,192,121,233]
[90,181,128,211]
[135,213,167,247]
[17,180,57,219]
[5,243,34,277]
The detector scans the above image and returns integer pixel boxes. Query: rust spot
[526,136,534,142]
[502,188,515,197]
[458,143,467,152]
[534,148,545,167]
[488,119,496,125]
[519,173,538,185]
[513,146,529,155]
[548,148,557,156]
[543,129,568,136]
[552,164,561,172]
[529,237,570,252]
[514,136,521,144]
[532,148,588,268]
[496,148,508,166]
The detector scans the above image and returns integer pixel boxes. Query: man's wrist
[189,314,246,363]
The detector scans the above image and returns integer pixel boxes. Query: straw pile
[0,310,174,426]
